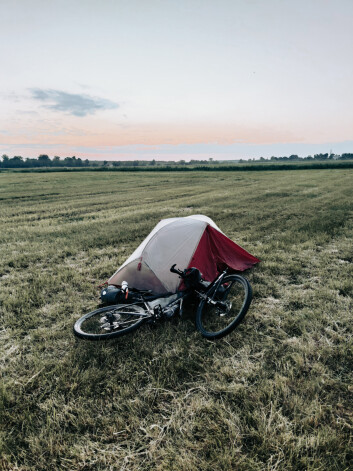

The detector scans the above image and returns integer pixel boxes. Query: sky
[1,0,353,161]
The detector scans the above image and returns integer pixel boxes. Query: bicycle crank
[100,313,122,331]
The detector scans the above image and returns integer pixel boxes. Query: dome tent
[108,215,260,295]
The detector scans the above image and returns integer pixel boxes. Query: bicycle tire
[73,304,150,341]
[196,275,252,340]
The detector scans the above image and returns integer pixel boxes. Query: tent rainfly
[108,215,260,295]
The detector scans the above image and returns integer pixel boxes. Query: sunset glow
[1,0,352,160]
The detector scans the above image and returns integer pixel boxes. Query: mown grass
[0,169,352,470]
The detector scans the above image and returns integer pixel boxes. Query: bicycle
[73,264,252,341]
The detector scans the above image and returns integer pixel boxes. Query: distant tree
[150,159,156,166]
[25,157,37,167]
[38,154,51,166]
[1,154,9,167]
[53,156,61,166]
[84,159,90,166]
[12,156,25,167]
[64,157,74,166]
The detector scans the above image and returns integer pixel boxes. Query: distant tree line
[0,155,215,168]
[1,153,353,168]
[239,153,353,163]
[0,154,91,168]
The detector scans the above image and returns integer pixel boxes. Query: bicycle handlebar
[170,264,184,276]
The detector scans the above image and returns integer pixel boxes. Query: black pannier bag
[100,283,141,305]
[100,285,125,305]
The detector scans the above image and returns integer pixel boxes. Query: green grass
[1,170,352,470]
[2,159,353,173]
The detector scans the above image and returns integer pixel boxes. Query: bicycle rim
[73,304,149,340]
[196,275,252,339]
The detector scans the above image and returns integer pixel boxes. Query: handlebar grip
[170,264,183,275]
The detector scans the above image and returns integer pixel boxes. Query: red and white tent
[108,215,259,294]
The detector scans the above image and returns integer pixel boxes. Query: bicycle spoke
[196,275,252,339]
[75,304,149,338]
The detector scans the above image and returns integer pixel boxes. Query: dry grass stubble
[0,169,352,470]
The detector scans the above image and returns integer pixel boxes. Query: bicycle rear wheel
[196,275,252,340]
[73,304,150,340]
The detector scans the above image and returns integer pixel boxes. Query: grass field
[1,169,352,470]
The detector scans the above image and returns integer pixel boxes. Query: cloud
[30,89,119,117]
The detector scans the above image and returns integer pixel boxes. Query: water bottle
[121,281,128,292]
[121,281,129,300]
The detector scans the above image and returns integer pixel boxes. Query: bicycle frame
[105,268,230,325]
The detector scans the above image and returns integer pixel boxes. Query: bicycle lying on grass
[73,265,252,341]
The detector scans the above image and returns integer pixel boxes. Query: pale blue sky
[1,0,352,160]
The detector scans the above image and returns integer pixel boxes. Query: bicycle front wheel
[196,275,252,340]
[73,304,150,341]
